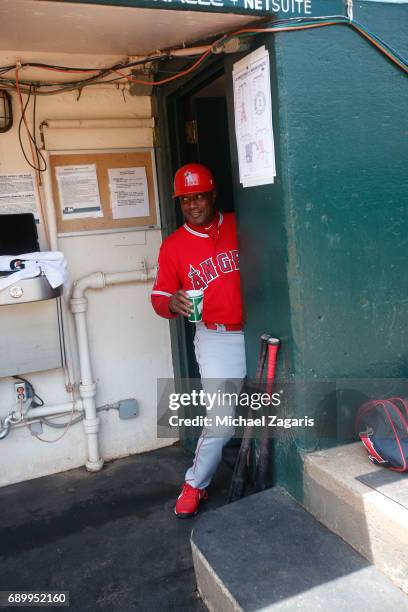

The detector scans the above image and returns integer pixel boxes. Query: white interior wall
[0,50,175,487]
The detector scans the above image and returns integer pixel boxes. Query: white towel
[0,251,68,291]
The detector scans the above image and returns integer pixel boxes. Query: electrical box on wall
[128,60,157,96]
[0,298,63,377]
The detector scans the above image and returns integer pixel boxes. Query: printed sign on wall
[56,164,103,219]
[108,167,149,219]
[233,46,276,188]
[0,173,39,220]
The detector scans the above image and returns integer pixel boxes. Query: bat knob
[268,337,280,346]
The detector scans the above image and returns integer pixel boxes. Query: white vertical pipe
[72,308,94,383]
[70,294,103,472]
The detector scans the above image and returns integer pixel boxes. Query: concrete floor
[0,444,234,611]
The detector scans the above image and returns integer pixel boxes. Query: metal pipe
[42,403,117,428]
[0,414,13,440]
[71,271,105,301]
[170,46,211,57]
[5,401,116,433]
[25,400,83,419]
[70,265,156,472]
[43,118,154,130]
[104,268,156,286]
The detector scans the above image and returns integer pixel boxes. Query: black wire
[10,54,169,90]
[18,86,36,170]
[28,62,105,72]
[32,85,41,172]
[56,297,67,372]
[0,62,108,73]
[0,17,406,92]
[0,53,169,93]
[353,20,408,67]
[25,55,166,72]
[32,86,47,172]
[0,66,112,91]
[18,86,46,172]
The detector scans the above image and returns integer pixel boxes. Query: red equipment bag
[355,397,408,472]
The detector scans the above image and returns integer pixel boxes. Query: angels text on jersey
[188,250,240,291]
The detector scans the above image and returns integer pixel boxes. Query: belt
[204,322,242,332]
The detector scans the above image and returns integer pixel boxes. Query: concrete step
[304,442,408,594]
[191,487,407,612]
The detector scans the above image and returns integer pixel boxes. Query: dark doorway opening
[164,64,235,231]
[183,74,234,214]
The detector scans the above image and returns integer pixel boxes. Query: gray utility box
[0,276,63,377]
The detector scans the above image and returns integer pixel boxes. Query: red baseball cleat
[174,482,208,518]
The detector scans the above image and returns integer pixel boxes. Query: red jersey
[151,212,242,325]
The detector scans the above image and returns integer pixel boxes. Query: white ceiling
[0,0,260,55]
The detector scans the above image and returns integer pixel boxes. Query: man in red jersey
[151,163,246,517]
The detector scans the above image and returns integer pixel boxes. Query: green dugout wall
[225,0,408,498]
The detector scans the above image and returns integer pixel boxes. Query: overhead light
[0,91,13,133]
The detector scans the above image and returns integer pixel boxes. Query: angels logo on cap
[184,171,199,187]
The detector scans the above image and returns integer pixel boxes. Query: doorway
[156,60,236,450]
[182,74,234,215]
[181,71,235,380]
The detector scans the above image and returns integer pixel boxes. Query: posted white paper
[56,164,102,219]
[108,167,149,219]
[0,173,39,220]
[233,47,276,188]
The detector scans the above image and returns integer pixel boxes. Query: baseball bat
[226,333,270,503]
[253,338,280,493]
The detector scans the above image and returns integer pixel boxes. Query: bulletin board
[50,149,158,234]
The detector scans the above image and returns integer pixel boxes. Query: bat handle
[266,338,280,395]
[255,334,271,381]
